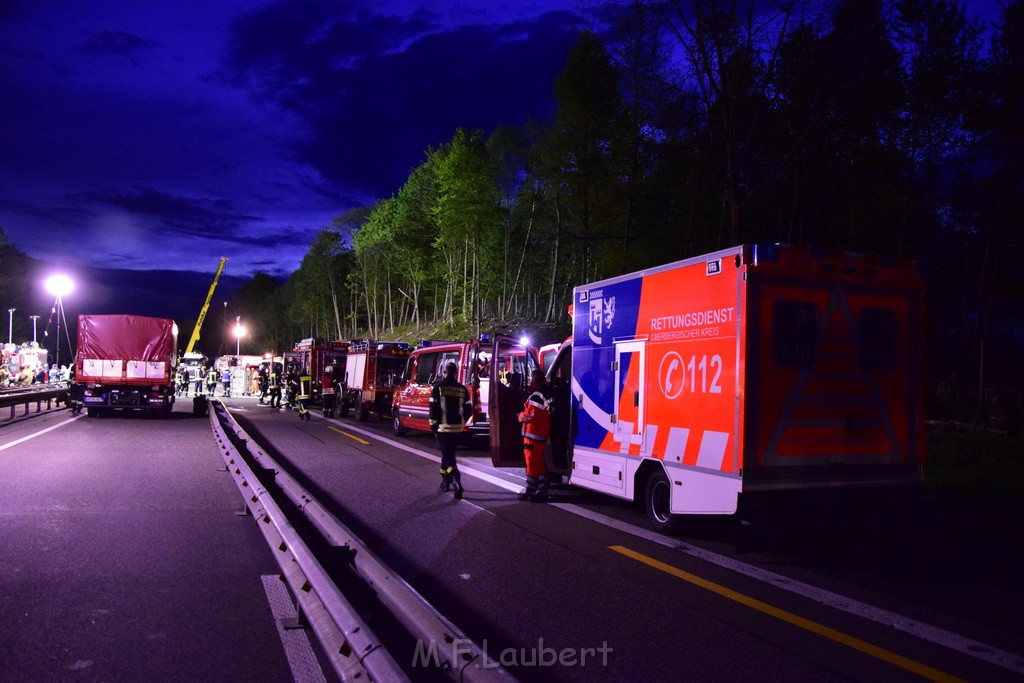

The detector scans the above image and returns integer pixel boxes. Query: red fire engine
[340,340,411,421]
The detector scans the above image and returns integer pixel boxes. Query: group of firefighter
[243,356,553,504]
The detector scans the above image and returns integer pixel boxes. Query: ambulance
[488,244,926,532]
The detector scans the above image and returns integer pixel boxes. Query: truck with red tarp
[488,244,927,533]
[75,314,178,417]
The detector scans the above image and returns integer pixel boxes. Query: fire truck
[340,340,410,421]
[488,244,927,533]
[284,338,349,405]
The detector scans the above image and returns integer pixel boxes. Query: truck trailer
[488,244,926,532]
[76,314,178,417]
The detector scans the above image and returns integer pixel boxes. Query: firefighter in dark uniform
[268,366,282,409]
[517,370,553,502]
[429,362,473,499]
[296,371,312,421]
[321,365,338,418]
[205,366,218,397]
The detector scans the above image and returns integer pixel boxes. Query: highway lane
[224,397,1024,682]
[0,404,317,682]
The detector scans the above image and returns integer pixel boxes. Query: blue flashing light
[480,333,490,343]
[752,243,779,265]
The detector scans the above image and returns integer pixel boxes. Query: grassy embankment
[925,422,1024,500]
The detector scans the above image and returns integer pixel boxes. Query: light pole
[30,315,40,343]
[6,308,14,345]
[44,275,74,368]
[233,317,246,356]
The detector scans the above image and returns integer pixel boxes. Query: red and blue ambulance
[488,244,926,532]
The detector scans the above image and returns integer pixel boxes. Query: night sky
[0,0,590,319]
[0,0,1003,322]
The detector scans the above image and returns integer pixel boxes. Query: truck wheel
[645,469,681,535]
[393,412,408,436]
[357,401,370,422]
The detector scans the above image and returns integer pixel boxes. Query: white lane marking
[328,418,1024,675]
[0,414,84,452]
[261,575,327,683]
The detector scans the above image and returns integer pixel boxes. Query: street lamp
[44,275,74,368]
[6,308,13,345]
[233,317,246,356]
[30,315,40,343]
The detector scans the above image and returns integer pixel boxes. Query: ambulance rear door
[488,336,541,467]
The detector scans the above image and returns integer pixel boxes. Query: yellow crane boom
[185,257,228,354]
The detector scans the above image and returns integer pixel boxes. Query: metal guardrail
[209,400,406,682]
[0,384,69,420]
[209,400,515,683]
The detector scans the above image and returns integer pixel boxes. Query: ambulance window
[858,309,896,371]
[774,300,816,367]
[413,352,439,385]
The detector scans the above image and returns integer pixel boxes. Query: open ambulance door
[488,336,540,467]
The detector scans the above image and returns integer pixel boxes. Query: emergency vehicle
[284,338,349,405]
[340,340,410,421]
[488,244,926,532]
[391,338,535,437]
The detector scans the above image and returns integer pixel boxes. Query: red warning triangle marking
[763,285,902,464]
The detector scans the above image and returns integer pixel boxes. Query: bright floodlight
[45,274,74,297]
[520,336,530,346]
[233,323,247,339]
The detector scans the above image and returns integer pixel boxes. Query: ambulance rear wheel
[645,469,681,534]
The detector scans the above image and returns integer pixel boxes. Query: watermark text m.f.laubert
[413,637,613,670]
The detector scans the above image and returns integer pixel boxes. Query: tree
[431,128,502,333]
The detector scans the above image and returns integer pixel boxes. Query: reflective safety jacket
[429,376,473,433]
[519,389,552,442]
[297,374,312,401]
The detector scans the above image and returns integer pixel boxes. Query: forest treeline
[239,0,1020,406]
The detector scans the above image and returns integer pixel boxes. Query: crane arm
[185,257,228,354]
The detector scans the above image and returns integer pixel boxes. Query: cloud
[76,30,156,60]
[221,4,582,196]
[80,186,259,240]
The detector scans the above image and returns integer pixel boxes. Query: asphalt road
[2,397,1022,682]
[0,403,305,682]
[223,396,1024,682]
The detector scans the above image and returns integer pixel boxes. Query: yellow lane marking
[608,545,964,683]
[328,426,370,445]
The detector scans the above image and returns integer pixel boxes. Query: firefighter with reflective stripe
[205,366,218,397]
[321,365,337,417]
[429,361,472,499]
[518,370,553,502]
[268,368,282,409]
[296,372,312,421]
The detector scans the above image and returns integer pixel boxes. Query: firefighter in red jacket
[518,370,553,502]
